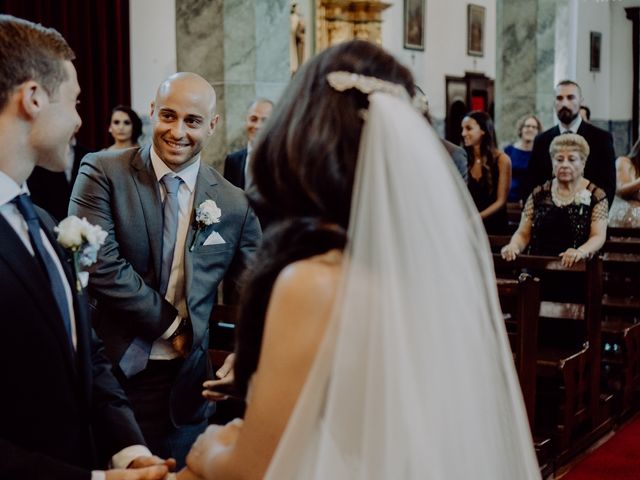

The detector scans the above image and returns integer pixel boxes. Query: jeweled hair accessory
[327,71,408,98]
[327,71,428,115]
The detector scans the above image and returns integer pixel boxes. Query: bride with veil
[177,40,540,479]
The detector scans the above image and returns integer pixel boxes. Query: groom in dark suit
[0,15,170,480]
[223,98,273,190]
[70,72,261,466]
[524,80,616,204]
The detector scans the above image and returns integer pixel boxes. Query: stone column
[495,0,565,144]
[176,0,289,169]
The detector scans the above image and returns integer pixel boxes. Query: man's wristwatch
[168,318,188,341]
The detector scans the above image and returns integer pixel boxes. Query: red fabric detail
[0,0,131,151]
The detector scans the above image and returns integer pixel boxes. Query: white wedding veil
[265,91,541,479]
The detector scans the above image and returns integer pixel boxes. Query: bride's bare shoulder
[277,248,341,292]
[268,249,343,323]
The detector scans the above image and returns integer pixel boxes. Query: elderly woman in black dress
[501,133,608,267]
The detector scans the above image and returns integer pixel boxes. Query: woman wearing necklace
[501,133,608,267]
[462,110,512,234]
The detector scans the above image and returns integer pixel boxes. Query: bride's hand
[186,419,244,476]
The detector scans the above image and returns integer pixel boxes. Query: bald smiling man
[70,72,262,466]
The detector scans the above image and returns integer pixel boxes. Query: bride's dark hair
[233,40,415,395]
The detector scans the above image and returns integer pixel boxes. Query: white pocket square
[203,231,226,246]
[78,271,89,288]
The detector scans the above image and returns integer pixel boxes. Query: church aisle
[560,414,640,479]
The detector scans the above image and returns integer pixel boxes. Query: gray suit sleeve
[451,147,468,183]
[69,154,176,341]
[223,203,262,304]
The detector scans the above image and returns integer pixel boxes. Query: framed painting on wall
[404,0,425,51]
[467,4,485,57]
[590,31,601,72]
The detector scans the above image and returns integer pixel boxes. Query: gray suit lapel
[131,147,163,283]
[184,164,218,338]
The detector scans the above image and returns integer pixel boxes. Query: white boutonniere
[574,189,591,206]
[190,199,222,251]
[574,189,591,214]
[55,216,107,292]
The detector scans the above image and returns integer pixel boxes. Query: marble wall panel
[255,0,289,84]
[176,0,289,168]
[224,0,255,82]
[609,120,633,157]
[535,0,556,127]
[497,0,564,143]
[496,0,539,144]
[176,0,224,81]
[224,83,258,154]
[176,0,225,169]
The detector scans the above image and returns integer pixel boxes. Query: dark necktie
[13,194,73,345]
[119,174,182,377]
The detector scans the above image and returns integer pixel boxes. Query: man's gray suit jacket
[69,146,261,426]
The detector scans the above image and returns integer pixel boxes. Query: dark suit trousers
[116,359,207,468]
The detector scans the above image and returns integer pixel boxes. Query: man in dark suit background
[524,80,615,204]
[27,136,88,220]
[223,98,273,190]
[0,15,170,480]
[70,73,261,467]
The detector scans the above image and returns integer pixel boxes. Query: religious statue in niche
[290,1,306,75]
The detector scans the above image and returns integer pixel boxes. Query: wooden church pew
[208,304,244,424]
[496,273,540,426]
[493,254,611,461]
[601,235,640,418]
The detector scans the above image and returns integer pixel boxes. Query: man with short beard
[523,80,615,204]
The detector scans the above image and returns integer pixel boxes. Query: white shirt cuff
[161,316,182,340]
[91,472,106,480]
[111,444,153,469]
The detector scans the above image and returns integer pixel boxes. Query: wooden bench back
[209,304,239,353]
[493,254,603,430]
[497,273,540,426]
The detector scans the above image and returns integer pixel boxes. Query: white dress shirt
[0,171,78,349]
[0,171,150,479]
[559,115,582,134]
[244,143,253,190]
[149,147,199,359]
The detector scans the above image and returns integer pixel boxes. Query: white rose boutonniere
[574,189,592,214]
[55,216,107,292]
[190,199,222,251]
[574,189,591,206]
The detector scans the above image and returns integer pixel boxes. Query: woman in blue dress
[504,114,542,203]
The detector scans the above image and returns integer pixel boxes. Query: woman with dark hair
[505,114,542,202]
[462,110,512,234]
[609,138,640,227]
[178,40,539,480]
[106,105,142,150]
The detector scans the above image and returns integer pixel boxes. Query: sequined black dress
[527,181,608,256]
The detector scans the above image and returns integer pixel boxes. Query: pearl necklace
[551,182,579,207]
